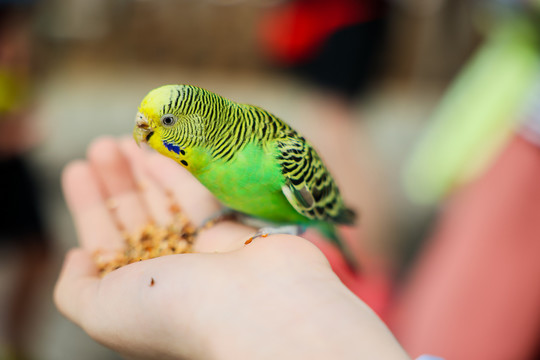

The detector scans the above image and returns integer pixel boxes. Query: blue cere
[163,141,182,155]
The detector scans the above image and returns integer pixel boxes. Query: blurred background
[1,0,539,359]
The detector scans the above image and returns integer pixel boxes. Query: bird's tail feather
[315,222,358,270]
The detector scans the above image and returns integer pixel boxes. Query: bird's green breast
[191,141,308,224]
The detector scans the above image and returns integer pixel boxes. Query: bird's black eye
[160,114,177,127]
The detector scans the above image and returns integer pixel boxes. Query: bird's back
[221,103,355,226]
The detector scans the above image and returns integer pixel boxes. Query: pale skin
[54,137,411,360]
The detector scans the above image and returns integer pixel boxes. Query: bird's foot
[196,208,240,233]
[245,225,306,244]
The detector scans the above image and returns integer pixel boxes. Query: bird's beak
[133,112,154,147]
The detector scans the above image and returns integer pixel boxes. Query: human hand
[54,137,409,360]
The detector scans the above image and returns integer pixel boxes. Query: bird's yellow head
[133,84,209,171]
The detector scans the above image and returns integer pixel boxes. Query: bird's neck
[201,103,253,159]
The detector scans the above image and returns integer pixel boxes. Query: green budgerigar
[133,84,356,259]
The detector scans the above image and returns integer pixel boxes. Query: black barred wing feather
[276,135,356,225]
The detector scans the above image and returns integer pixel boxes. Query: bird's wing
[276,134,355,224]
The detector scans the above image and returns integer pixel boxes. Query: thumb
[54,248,100,326]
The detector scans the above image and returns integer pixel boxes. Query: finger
[54,248,100,327]
[62,160,125,253]
[87,137,150,232]
[118,138,174,226]
[144,151,221,226]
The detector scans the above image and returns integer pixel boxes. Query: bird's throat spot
[163,141,183,155]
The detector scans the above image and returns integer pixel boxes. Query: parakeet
[133,84,356,260]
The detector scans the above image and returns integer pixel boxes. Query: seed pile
[94,192,197,277]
